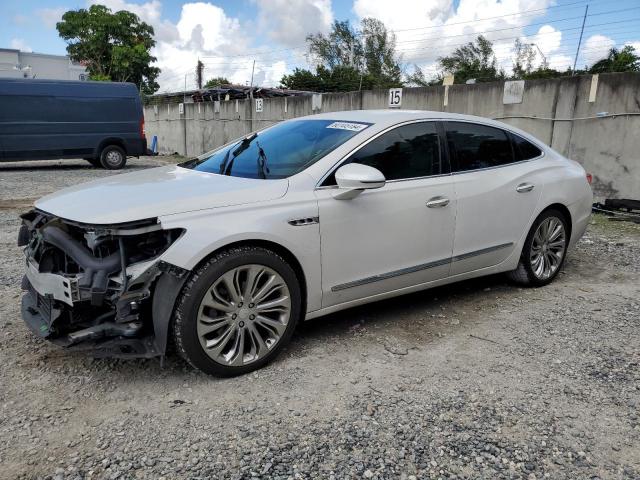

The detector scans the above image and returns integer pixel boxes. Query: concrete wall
[144,72,640,200]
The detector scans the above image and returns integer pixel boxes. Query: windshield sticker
[326,122,369,132]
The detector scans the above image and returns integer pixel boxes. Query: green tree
[438,35,504,84]
[512,39,536,78]
[282,18,403,92]
[56,4,160,94]
[204,77,232,88]
[405,65,443,87]
[589,46,640,73]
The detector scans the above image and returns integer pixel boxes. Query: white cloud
[12,14,28,26]
[37,7,66,29]
[10,38,32,52]
[354,0,556,79]
[255,0,333,47]
[84,0,294,90]
[624,41,640,54]
[582,34,615,67]
[87,0,178,42]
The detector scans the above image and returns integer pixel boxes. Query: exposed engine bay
[19,209,186,358]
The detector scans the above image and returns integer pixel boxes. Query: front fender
[156,200,322,313]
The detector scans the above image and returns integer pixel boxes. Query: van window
[446,122,514,172]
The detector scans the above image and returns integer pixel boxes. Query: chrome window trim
[315,119,445,189]
[331,242,514,292]
[450,153,545,176]
[315,118,548,188]
[442,119,546,174]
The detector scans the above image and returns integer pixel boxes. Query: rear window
[445,122,514,172]
[511,133,543,160]
[181,119,370,179]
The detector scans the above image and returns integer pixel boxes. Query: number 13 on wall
[388,88,402,107]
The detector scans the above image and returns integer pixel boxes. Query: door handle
[516,183,535,193]
[426,196,450,208]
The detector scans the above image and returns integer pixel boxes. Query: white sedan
[19,110,592,375]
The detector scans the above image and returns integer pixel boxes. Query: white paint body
[36,110,593,320]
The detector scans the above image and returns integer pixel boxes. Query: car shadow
[30,272,519,383]
[293,273,510,344]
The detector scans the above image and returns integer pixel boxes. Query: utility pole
[249,59,256,100]
[572,4,589,74]
[195,59,204,89]
[183,73,187,103]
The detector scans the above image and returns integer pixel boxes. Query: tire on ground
[172,246,302,376]
[99,144,127,170]
[84,157,102,168]
[507,208,569,287]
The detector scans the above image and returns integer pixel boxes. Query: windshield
[180,119,371,179]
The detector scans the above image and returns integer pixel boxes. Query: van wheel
[84,158,102,168]
[100,145,127,170]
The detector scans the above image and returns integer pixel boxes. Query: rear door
[445,121,543,275]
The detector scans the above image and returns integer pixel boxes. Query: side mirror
[333,163,386,200]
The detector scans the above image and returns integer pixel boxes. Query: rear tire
[99,145,127,170]
[172,246,302,376]
[507,209,569,287]
[84,158,102,168]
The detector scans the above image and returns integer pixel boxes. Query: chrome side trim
[331,258,450,292]
[288,216,319,226]
[451,242,514,262]
[330,242,514,292]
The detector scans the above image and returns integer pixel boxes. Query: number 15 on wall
[388,88,402,107]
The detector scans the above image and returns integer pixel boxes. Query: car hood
[35,166,289,224]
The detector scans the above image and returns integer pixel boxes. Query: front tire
[100,145,127,170]
[508,209,569,287]
[172,246,302,376]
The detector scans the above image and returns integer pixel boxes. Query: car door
[445,121,543,275]
[315,121,456,308]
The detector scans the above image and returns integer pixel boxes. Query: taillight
[139,119,146,139]
[586,173,593,185]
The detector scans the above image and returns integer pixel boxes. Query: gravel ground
[0,158,639,480]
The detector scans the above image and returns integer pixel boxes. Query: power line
[195,9,640,67]
[200,0,603,60]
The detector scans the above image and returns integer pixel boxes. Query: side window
[323,122,441,185]
[511,133,542,161]
[446,122,514,172]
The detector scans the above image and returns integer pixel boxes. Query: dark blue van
[0,79,146,169]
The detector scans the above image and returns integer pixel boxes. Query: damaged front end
[19,210,186,358]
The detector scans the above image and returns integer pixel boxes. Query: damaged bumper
[19,210,187,358]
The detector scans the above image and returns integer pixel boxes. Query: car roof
[297,109,547,148]
[303,109,504,128]
[0,78,139,98]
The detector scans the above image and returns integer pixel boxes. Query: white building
[0,48,87,81]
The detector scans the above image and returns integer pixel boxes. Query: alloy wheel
[105,150,123,167]
[196,264,291,366]
[530,216,566,280]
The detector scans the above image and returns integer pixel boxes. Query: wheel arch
[152,237,309,355]
[539,202,573,240]
[95,137,127,157]
[197,239,308,312]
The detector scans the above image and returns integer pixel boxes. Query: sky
[2,0,640,92]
